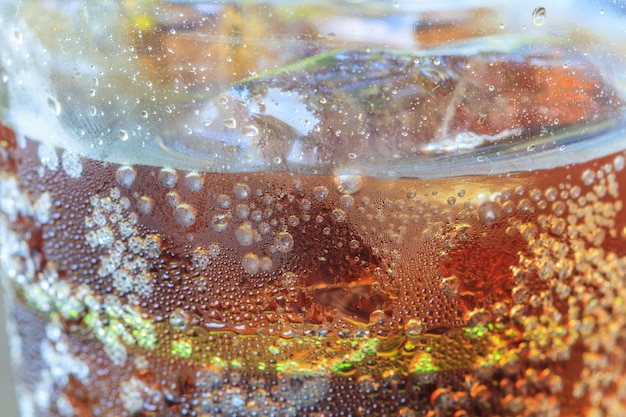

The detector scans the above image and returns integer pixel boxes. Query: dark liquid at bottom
[1,123,626,416]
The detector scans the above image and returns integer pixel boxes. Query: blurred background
[0,292,18,417]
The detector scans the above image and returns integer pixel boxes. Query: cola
[2,1,626,417]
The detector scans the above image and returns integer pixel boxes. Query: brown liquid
[2,122,626,416]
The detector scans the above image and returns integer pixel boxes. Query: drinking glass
[1,1,626,416]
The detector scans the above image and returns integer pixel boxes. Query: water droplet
[488,85,495,92]
[119,130,129,141]
[158,168,178,188]
[174,203,197,227]
[223,117,237,129]
[235,223,255,246]
[532,6,546,26]
[499,23,505,29]
[88,106,97,116]
[242,125,259,137]
[212,214,230,232]
[116,166,136,188]
[275,231,294,253]
[141,110,149,118]
[47,96,61,116]
[241,253,260,275]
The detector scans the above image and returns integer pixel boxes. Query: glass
[1,0,626,416]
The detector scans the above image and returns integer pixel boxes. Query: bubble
[235,223,255,246]
[339,194,355,209]
[405,319,424,337]
[158,168,178,188]
[212,214,230,232]
[217,194,232,209]
[313,185,329,200]
[119,130,129,141]
[116,166,136,188]
[174,203,197,227]
[478,201,502,226]
[335,173,363,194]
[169,308,190,330]
[241,253,260,275]
[614,155,625,172]
[275,231,294,253]
[233,183,251,199]
[532,6,546,26]
[185,172,204,192]
[235,204,251,219]
[332,208,346,222]
[137,196,153,215]
[166,191,180,207]
[582,169,595,186]
[61,150,82,178]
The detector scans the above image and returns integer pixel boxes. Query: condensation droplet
[532,6,546,26]
[38,143,59,171]
[242,125,259,137]
[116,166,136,188]
[47,96,61,116]
[169,308,190,330]
[332,208,346,222]
[405,319,423,337]
[174,203,197,227]
[223,117,237,129]
[166,191,180,207]
[159,168,178,188]
[275,231,294,253]
[119,130,129,141]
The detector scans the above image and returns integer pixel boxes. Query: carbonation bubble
[137,196,153,215]
[116,166,136,188]
[185,172,204,192]
[532,6,546,26]
[313,185,329,200]
[614,155,625,172]
[158,168,178,188]
[332,208,346,222]
[241,253,260,275]
[212,214,230,232]
[478,201,502,226]
[169,308,190,330]
[582,169,595,186]
[174,203,197,227]
[275,231,294,253]
[235,223,255,246]
[166,191,180,207]
[233,183,250,199]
